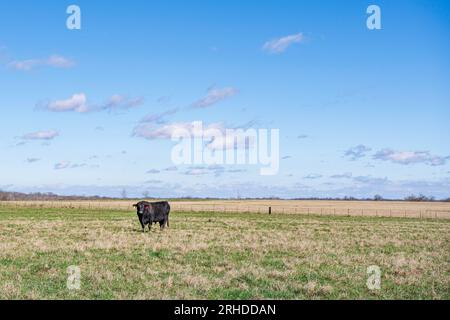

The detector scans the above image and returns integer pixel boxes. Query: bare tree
[373,194,383,201]
[121,188,127,199]
[142,191,149,199]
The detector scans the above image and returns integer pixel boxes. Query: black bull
[133,201,170,231]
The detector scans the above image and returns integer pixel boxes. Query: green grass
[0,206,448,299]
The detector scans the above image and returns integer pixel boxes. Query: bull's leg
[138,215,145,232]
[159,221,165,230]
[148,223,152,232]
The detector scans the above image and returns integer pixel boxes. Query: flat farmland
[0,205,449,299]
[2,200,450,219]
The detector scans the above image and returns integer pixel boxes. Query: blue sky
[1,0,449,198]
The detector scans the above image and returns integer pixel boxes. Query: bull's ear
[133,204,137,207]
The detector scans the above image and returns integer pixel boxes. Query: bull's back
[152,201,170,219]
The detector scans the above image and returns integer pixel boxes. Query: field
[2,199,450,218]
[0,202,449,299]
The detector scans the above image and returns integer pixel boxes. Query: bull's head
[133,203,144,215]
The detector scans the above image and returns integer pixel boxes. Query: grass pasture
[2,199,450,218]
[0,204,449,299]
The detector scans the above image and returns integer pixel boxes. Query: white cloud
[46,93,88,113]
[263,33,305,54]
[22,130,59,140]
[373,149,449,166]
[8,54,74,71]
[133,121,225,140]
[40,93,144,113]
[191,87,238,108]
[134,121,257,152]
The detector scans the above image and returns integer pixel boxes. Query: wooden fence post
[269,207,272,215]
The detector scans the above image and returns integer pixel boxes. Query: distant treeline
[290,194,450,202]
[0,191,449,202]
[0,191,114,201]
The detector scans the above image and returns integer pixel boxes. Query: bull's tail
[166,214,169,228]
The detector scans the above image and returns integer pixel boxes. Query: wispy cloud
[26,158,40,163]
[297,134,309,139]
[54,161,86,170]
[140,108,179,124]
[183,167,210,176]
[100,95,144,111]
[191,87,238,108]
[39,93,144,113]
[71,163,87,169]
[373,149,449,166]
[54,161,71,170]
[344,145,372,160]
[263,33,305,54]
[8,54,75,71]
[163,166,178,172]
[145,180,163,184]
[353,175,389,185]
[22,130,59,141]
[182,165,246,177]
[303,173,322,180]
[330,172,352,179]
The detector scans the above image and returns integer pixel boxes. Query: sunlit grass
[0,206,448,299]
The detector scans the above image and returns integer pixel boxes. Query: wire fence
[0,200,449,219]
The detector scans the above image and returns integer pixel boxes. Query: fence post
[269,207,272,215]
